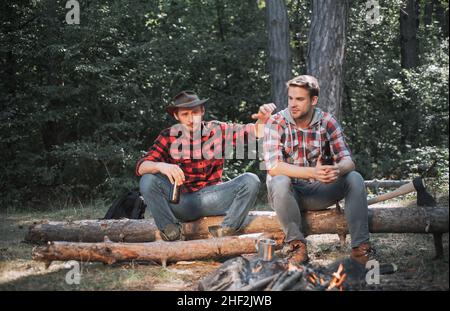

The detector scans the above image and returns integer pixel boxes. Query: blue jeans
[266,171,370,248]
[139,173,261,231]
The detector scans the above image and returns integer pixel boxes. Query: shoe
[282,240,309,265]
[351,242,376,266]
[208,225,237,238]
[160,223,184,241]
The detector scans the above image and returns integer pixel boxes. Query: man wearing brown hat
[136,91,275,241]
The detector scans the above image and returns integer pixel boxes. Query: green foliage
[0,0,269,208]
[1,0,448,209]
[343,0,449,179]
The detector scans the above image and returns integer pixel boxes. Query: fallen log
[25,218,159,243]
[25,211,281,243]
[25,207,449,244]
[32,232,285,266]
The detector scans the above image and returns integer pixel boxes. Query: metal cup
[256,238,276,261]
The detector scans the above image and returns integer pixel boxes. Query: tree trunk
[434,0,449,38]
[423,0,434,26]
[306,0,349,120]
[265,0,291,109]
[215,0,226,41]
[32,232,285,266]
[25,207,449,244]
[400,0,420,68]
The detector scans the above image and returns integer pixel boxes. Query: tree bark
[25,211,282,243]
[26,207,449,244]
[306,0,349,120]
[265,0,291,109]
[423,0,434,26]
[32,232,285,266]
[400,0,420,68]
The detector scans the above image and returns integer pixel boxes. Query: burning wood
[327,264,347,291]
[198,256,354,291]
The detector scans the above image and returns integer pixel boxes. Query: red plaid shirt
[136,121,256,193]
[263,108,352,172]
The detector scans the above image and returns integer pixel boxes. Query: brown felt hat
[166,90,209,116]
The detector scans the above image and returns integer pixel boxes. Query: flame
[327,263,347,290]
[252,263,263,274]
[308,273,319,284]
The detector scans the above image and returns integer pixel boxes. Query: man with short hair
[136,90,275,241]
[263,75,374,266]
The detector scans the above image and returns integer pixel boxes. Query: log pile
[30,206,448,265]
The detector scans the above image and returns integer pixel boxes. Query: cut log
[25,218,159,243]
[25,207,449,244]
[32,233,285,266]
[25,211,281,243]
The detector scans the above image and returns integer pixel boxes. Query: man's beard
[291,108,308,121]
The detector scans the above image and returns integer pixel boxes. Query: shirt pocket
[283,140,299,158]
[306,140,321,163]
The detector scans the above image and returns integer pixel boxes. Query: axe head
[413,177,437,207]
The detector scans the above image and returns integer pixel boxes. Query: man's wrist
[306,167,315,180]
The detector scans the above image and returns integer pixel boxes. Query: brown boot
[351,243,376,266]
[283,240,309,266]
[160,223,185,241]
[208,225,237,238]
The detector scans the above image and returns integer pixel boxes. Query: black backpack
[103,191,147,219]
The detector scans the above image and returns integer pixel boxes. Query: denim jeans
[266,171,370,248]
[139,172,261,231]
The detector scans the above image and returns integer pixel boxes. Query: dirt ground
[0,197,448,291]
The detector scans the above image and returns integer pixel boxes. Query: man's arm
[138,161,185,185]
[252,103,277,138]
[269,156,355,183]
[135,130,185,185]
[336,156,355,176]
[268,160,337,184]
[268,162,315,179]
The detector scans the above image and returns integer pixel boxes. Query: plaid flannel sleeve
[220,121,256,151]
[326,117,352,162]
[263,118,284,171]
[135,131,171,176]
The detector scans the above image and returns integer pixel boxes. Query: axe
[367,177,437,206]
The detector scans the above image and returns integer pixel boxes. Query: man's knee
[343,171,365,191]
[240,172,261,193]
[139,173,162,193]
[267,175,292,194]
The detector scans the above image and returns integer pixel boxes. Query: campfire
[198,256,356,291]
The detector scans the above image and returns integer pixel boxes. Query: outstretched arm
[251,103,277,138]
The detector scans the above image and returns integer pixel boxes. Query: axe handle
[367,181,416,205]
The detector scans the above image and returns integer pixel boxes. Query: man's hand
[312,155,340,184]
[251,103,276,124]
[157,163,185,185]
